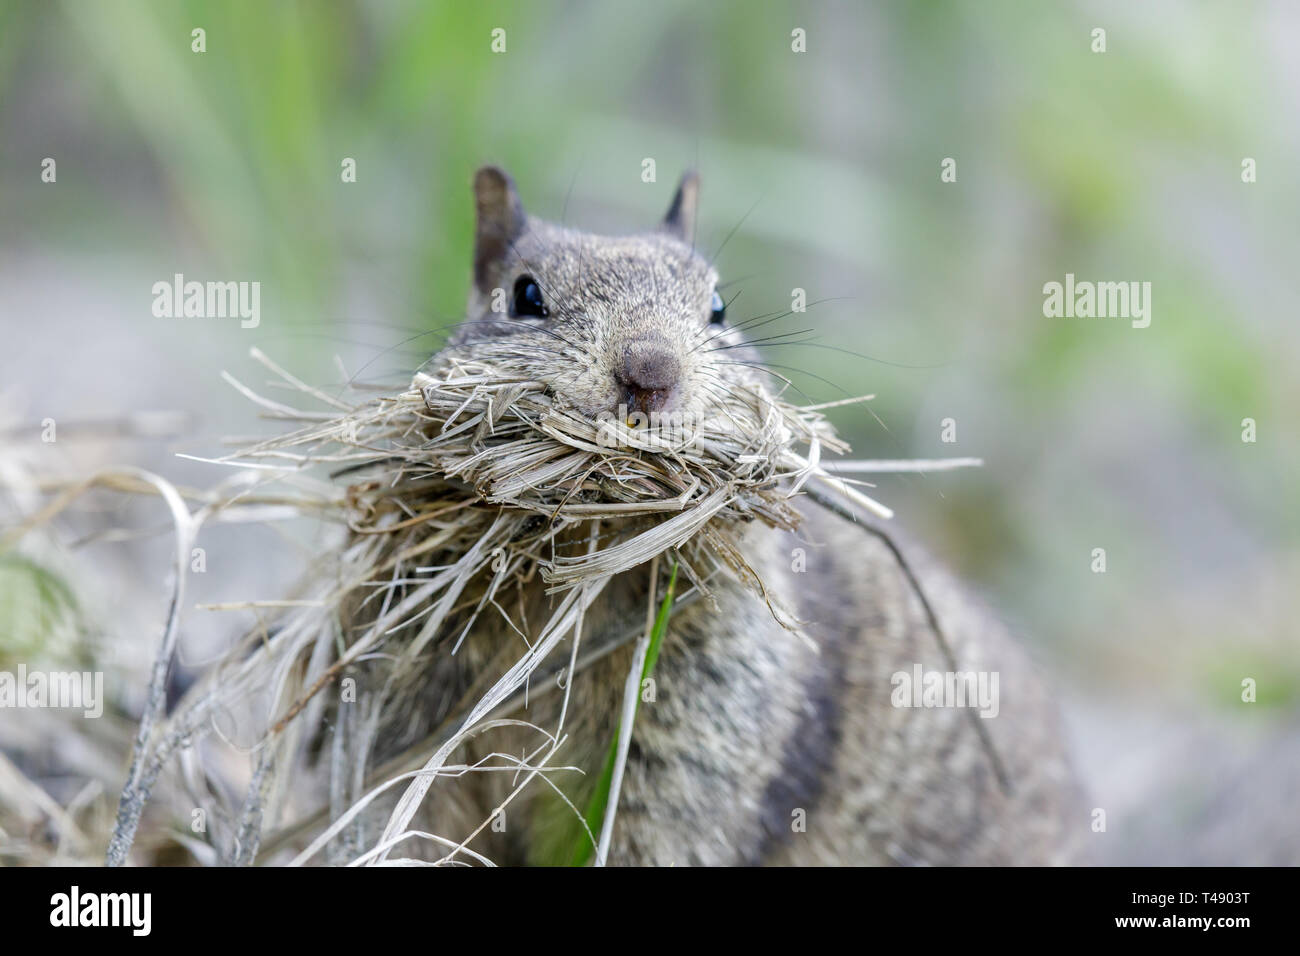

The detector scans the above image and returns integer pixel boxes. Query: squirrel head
[452,165,762,423]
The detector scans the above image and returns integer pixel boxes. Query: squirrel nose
[618,340,681,415]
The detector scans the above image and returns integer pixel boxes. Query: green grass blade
[569,562,678,866]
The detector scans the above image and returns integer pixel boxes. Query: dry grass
[2,345,974,866]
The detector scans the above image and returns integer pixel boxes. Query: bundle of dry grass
[96,344,900,867]
[10,347,971,866]
[248,341,888,588]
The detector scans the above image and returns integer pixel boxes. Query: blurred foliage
[1,0,1297,705]
[0,555,80,668]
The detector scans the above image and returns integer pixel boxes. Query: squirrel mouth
[624,386,673,420]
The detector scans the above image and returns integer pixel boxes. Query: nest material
[10,346,897,866]
[187,348,883,865]
[281,349,848,589]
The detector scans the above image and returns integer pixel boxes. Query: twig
[101,468,197,866]
[823,457,984,473]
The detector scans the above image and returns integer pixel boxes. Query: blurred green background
[2,0,1298,859]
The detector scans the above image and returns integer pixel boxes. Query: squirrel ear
[473,165,526,286]
[662,170,699,242]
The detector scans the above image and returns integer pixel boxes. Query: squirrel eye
[709,290,726,324]
[511,275,548,318]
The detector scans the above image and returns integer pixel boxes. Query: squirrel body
[360,167,1086,865]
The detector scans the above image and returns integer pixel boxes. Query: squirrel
[351,166,1088,866]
